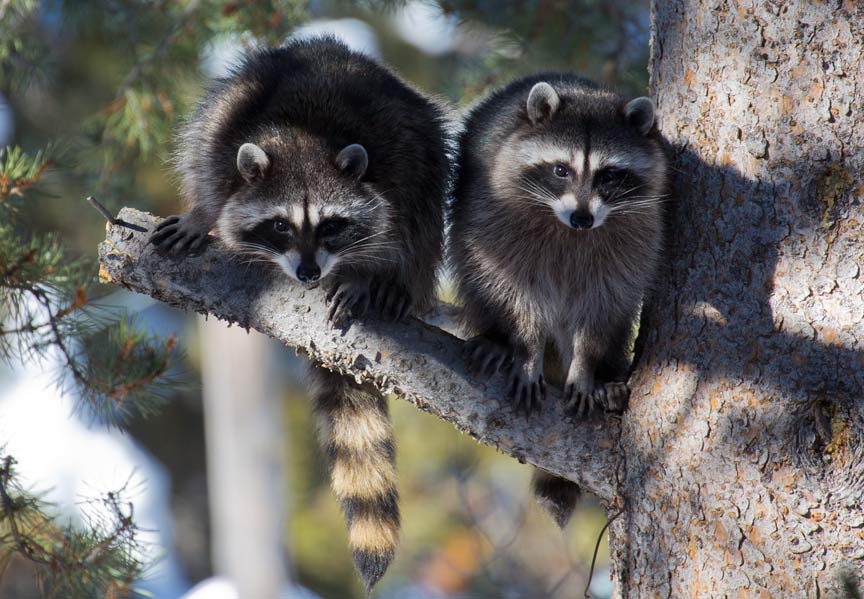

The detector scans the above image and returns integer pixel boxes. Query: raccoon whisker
[336,242,399,257]
[613,198,668,208]
[616,183,650,196]
[340,255,398,266]
[235,242,281,257]
[519,180,558,201]
[340,243,400,254]
[339,231,391,253]
[622,193,671,201]
[607,208,662,219]
[609,196,671,207]
[237,250,281,259]
[517,186,555,201]
[610,201,669,211]
[513,195,553,208]
[360,188,394,207]
[515,186,556,205]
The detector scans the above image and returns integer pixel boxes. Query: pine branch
[99,208,624,501]
[0,454,146,598]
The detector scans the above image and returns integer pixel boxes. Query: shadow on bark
[619,142,864,596]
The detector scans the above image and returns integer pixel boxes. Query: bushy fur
[152,37,450,590]
[449,72,669,525]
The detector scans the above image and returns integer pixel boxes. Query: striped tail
[531,469,581,528]
[308,364,399,592]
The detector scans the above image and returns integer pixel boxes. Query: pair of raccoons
[150,36,669,591]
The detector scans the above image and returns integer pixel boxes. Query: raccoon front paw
[564,381,629,417]
[370,279,413,322]
[463,336,512,380]
[326,280,370,327]
[508,369,546,417]
[149,214,211,255]
[563,379,598,418]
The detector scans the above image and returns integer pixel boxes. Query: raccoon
[449,73,668,526]
[150,37,449,590]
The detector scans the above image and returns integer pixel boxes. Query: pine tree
[0,1,305,595]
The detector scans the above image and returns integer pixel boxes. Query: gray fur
[151,37,450,589]
[449,73,669,524]
[151,36,450,315]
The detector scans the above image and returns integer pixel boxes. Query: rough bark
[97,209,620,501]
[610,1,864,597]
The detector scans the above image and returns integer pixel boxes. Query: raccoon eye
[317,218,348,238]
[273,219,290,233]
[553,164,570,178]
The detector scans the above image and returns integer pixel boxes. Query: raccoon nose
[296,264,321,283]
[570,211,594,230]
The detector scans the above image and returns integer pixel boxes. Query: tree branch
[98,208,622,501]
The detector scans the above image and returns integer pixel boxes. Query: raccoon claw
[463,336,512,380]
[326,281,370,327]
[509,373,545,417]
[150,214,211,255]
[370,280,413,322]
[563,383,597,418]
[564,381,626,417]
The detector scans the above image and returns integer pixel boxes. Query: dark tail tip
[353,549,395,593]
[531,471,582,528]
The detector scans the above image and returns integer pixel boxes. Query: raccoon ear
[336,143,368,180]
[527,82,560,125]
[237,143,270,182]
[625,97,656,136]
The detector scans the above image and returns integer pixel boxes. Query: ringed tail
[309,364,399,592]
[531,469,582,528]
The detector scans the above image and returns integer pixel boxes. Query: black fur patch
[327,437,395,465]
[352,548,395,592]
[341,491,400,527]
[593,166,644,202]
[240,219,293,253]
[531,474,582,528]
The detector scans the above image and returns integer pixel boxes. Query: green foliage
[0,145,50,201]
[0,145,179,427]
[0,454,147,599]
[0,1,48,92]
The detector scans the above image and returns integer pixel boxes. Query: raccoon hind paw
[463,336,512,380]
[508,370,546,417]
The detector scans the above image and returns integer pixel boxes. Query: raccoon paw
[508,370,546,417]
[149,214,211,255]
[370,279,413,322]
[563,381,599,418]
[326,280,370,327]
[463,336,512,380]
[603,381,630,413]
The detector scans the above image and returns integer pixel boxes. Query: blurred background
[0,1,649,597]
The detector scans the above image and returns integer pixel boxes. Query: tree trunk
[198,318,289,597]
[611,2,864,597]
